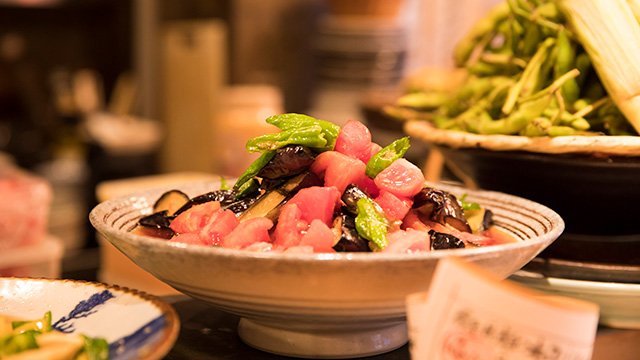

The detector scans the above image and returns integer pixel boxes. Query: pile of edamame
[387,0,638,137]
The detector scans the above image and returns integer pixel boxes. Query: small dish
[510,271,640,329]
[0,277,180,360]
[90,179,563,359]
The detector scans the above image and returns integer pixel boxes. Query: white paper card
[407,257,600,360]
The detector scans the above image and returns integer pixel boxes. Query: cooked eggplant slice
[333,214,371,252]
[133,210,177,239]
[341,184,382,216]
[429,229,465,250]
[413,187,472,233]
[238,172,315,222]
[153,190,189,216]
[223,196,259,214]
[173,189,238,216]
[257,145,316,179]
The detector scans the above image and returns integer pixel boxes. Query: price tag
[407,257,599,360]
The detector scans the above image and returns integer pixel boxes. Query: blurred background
[0,0,500,284]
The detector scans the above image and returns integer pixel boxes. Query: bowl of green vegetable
[0,277,179,360]
[391,0,640,265]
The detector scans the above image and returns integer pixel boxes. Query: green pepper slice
[365,137,410,179]
[355,197,389,251]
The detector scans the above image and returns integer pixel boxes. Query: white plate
[0,277,180,359]
[510,272,640,329]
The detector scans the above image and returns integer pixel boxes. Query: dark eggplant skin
[333,214,371,252]
[139,210,173,228]
[223,196,259,214]
[135,210,177,239]
[153,190,189,215]
[173,189,238,216]
[429,229,465,250]
[257,145,316,179]
[341,184,383,216]
[413,187,472,233]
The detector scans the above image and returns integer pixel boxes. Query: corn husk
[558,0,640,133]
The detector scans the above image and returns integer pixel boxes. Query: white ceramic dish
[90,180,564,359]
[0,277,180,360]
[510,272,640,330]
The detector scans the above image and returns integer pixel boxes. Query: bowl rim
[404,120,640,156]
[89,180,565,263]
[0,277,180,360]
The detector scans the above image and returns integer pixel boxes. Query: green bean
[521,117,552,136]
[454,2,510,66]
[503,37,555,114]
[574,52,591,88]
[365,137,410,179]
[355,197,389,251]
[555,27,580,104]
[570,117,591,131]
[396,92,450,109]
[520,22,542,56]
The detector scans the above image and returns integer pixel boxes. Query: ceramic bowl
[404,120,640,265]
[90,180,563,359]
[0,277,180,360]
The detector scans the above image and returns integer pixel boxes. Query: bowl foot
[238,318,408,359]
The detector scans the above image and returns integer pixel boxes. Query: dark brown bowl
[405,120,640,265]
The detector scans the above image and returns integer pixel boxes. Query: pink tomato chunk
[383,229,430,253]
[334,119,372,163]
[299,219,336,253]
[199,209,239,245]
[273,203,307,248]
[170,201,221,234]
[375,191,413,222]
[287,186,340,225]
[374,158,425,198]
[310,151,367,194]
[221,217,273,249]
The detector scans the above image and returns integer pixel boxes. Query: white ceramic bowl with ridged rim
[90,180,564,359]
[0,277,179,360]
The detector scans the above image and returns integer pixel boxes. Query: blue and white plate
[0,277,180,360]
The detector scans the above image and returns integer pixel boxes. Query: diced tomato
[355,175,380,198]
[383,229,430,253]
[310,151,367,194]
[335,119,372,163]
[199,209,239,245]
[221,217,273,249]
[287,186,340,225]
[273,203,307,248]
[402,210,434,232]
[365,142,383,163]
[170,233,204,245]
[375,191,413,222]
[374,158,425,198]
[170,201,221,234]
[299,219,336,253]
